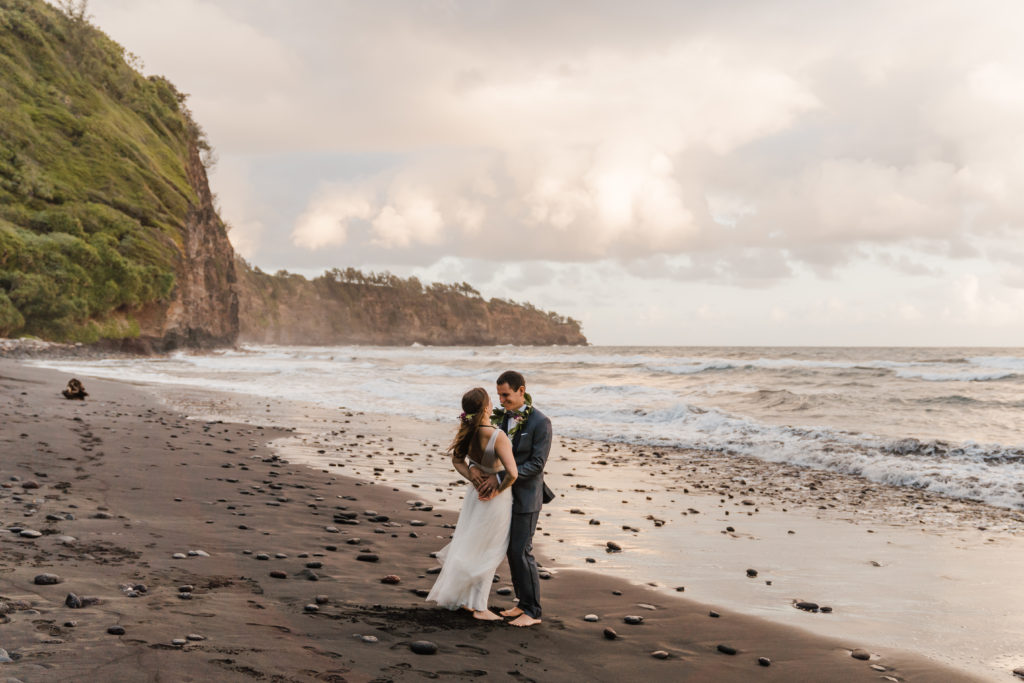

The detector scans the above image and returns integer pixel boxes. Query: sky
[82,0,1024,346]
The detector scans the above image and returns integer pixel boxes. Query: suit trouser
[508,511,541,618]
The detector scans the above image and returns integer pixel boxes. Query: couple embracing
[426,370,554,627]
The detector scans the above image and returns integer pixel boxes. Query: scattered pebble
[269,571,287,579]
[795,601,819,612]
[496,587,512,595]
[851,649,871,661]
[708,611,720,618]
[19,529,42,539]
[362,635,378,643]
[603,628,618,640]
[171,553,187,560]
[745,568,758,577]
[606,541,622,553]
[172,638,187,646]
[583,614,599,622]
[33,573,62,585]
[651,650,669,659]
[356,553,379,563]
[410,640,438,655]
[107,625,126,636]
[304,604,319,613]
[380,575,401,584]
[623,615,644,625]
[717,644,737,655]
[758,657,771,667]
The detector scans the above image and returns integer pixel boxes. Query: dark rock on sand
[33,573,62,585]
[746,568,758,577]
[624,615,644,625]
[758,657,772,666]
[269,570,288,579]
[717,644,737,655]
[606,541,622,553]
[380,575,401,584]
[709,611,720,618]
[851,649,871,660]
[107,625,126,636]
[820,606,833,613]
[651,650,669,659]
[603,628,618,640]
[410,640,438,655]
[496,587,512,595]
[356,553,380,562]
[412,589,430,598]
[795,601,819,612]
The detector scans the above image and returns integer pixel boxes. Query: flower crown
[459,411,476,425]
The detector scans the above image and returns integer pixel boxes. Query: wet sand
[0,359,996,681]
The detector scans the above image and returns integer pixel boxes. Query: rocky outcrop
[128,144,238,352]
[236,265,586,346]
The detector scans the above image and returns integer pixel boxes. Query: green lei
[490,392,533,438]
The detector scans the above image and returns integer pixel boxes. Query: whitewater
[34,344,1024,511]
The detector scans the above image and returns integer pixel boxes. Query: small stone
[186,634,206,641]
[870,665,887,672]
[178,592,192,600]
[539,571,551,580]
[496,587,512,595]
[304,604,319,613]
[361,635,378,643]
[33,573,62,585]
[346,538,361,545]
[758,657,771,667]
[585,557,596,563]
[380,575,401,584]
[745,568,758,577]
[589,519,600,525]
[21,480,40,489]
[188,549,210,557]
[19,529,42,539]
[306,561,323,569]
[708,611,720,618]
[178,585,194,593]
[637,603,656,610]
[603,627,617,640]
[1013,667,1024,680]
[356,553,380,563]
[171,553,187,560]
[270,570,287,579]
[612,590,622,596]
[583,614,599,622]
[315,595,329,604]
[795,601,819,612]
[172,638,187,646]
[623,615,644,625]
[820,606,833,613]
[606,541,622,553]
[651,650,669,659]
[256,553,271,560]
[64,593,83,609]
[717,644,737,655]
[410,640,438,655]
[851,649,871,661]
[675,586,685,592]
[107,625,126,636]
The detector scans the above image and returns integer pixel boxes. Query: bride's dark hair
[449,387,489,458]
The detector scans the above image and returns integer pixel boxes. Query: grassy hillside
[0,0,209,342]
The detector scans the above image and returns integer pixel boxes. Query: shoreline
[3,359,1010,680]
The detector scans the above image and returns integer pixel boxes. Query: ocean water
[35,344,1024,511]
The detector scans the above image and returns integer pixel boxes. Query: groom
[473,370,553,627]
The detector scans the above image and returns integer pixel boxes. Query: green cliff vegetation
[0,0,207,342]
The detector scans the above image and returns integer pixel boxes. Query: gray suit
[501,406,553,618]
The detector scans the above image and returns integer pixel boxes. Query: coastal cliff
[236,265,586,346]
[0,1,584,349]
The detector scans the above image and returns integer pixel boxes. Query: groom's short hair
[497,370,525,390]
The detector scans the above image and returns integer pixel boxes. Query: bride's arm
[493,432,518,493]
[451,452,474,482]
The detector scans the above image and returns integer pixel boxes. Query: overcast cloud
[85,0,1024,345]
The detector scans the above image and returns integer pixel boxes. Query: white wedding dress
[427,429,512,611]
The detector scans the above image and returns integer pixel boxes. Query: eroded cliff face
[235,265,586,346]
[129,144,238,351]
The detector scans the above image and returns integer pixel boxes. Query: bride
[426,387,518,620]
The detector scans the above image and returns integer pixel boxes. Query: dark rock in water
[709,611,720,618]
[269,570,287,579]
[410,640,438,655]
[717,644,737,655]
[603,628,618,640]
[795,601,819,612]
[758,657,771,667]
[356,553,380,563]
[606,541,622,553]
[851,649,871,661]
[745,568,758,577]
[107,625,126,636]
[651,650,669,659]
[380,575,401,584]
[623,615,644,625]
[33,573,62,585]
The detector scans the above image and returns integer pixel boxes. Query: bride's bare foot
[508,614,542,627]
[499,607,523,618]
[473,609,501,621]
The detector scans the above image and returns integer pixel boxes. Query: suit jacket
[503,406,554,514]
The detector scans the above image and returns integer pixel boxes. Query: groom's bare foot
[499,607,523,618]
[473,609,501,621]
[508,614,542,627]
